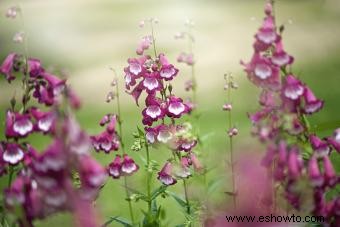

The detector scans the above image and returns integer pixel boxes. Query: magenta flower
[30,107,56,133]
[177,139,197,152]
[108,155,122,179]
[79,155,107,189]
[255,14,278,47]
[27,58,44,78]
[323,156,337,187]
[271,40,294,67]
[175,157,191,179]
[308,156,324,187]
[189,153,203,172]
[166,96,189,118]
[157,162,177,185]
[282,75,304,101]
[0,53,17,82]
[287,147,302,180]
[2,143,25,165]
[121,154,139,175]
[310,135,330,157]
[303,86,324,114]
[91,131,119,153]
[42,72,66,96]
[5,110,33,138]
[136,36,152,55]
[327,128,340,152]
[241,53,280,90]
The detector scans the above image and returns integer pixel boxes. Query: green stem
[145,141,152,212]
[183,179,191,215]
[150,21,157,59]
[114,80,135,225]
[8,166,14,187]
[226,76,237,209]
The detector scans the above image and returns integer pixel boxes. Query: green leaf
[137,126,145,137]
[102,216,132,227]
[167,191,187,208]
[151,185,168,200]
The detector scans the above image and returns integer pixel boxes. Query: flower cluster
[91,114,120,153]
[242,1,340,223]
[124,20,202,187]
[0,52,105,226]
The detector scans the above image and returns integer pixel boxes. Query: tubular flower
[0,53,17,82]
[157,162,177,186]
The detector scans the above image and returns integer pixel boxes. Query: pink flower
[189,153,203,172]
[175,157,191,179]
[287,147,302,180]
[327,128,340,152]
[157,162,177,185]
[108,155,122,179]
[310,135,330,157]
[79,155,107,189]
[136,36,152,55]
[271,40,294,67]
[27,58,44,78]
[323,156,337,187]
[255,15,278,47]
[308,156,323,187]
[30,107,56,133]
[0,53,17,82]
[2,143,25,165]
[6,110,34,138]
[121,154,139,175]
[166,96,189,118]
[91,131,119,153]
[177,139,197,152]
[303,86,323,114]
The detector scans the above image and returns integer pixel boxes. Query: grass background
[0,0,340,226]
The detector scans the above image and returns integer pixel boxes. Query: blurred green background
[1,0,340,226]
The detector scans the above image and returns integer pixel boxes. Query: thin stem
[18,7,30,112]
[145,141,152,212]
[113,79,135,225]
[183,179,191,215]
[150,21,157,59]
[226,76,237,209]
[8,166,14,187]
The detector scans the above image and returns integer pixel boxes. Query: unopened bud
[231,82,239,89]
[228,127,238,137]
[13,32,25,43]
[223,103,232,111]
[106,91,115,103]
[111,78,118,87]
[6,7,18,19]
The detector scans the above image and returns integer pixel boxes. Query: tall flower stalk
[242,1,340,224]
[223,73,238,209]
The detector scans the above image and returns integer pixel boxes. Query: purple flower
[27,58,44,78]
[42,72,66,96]
[282,75,304,101]
[166,96,189,118]
[157,162,177,185]
[79,155,107,189]
[91,131,119,153]
[121,154,139,175]
[108,155,122,179]
[136,36,152,55]
[159,64,179,81]
[310,135,330,157]
[177,139,197,152]
[308,156,323,187]
[189,153,203,172]
[287,147,302,180]
[175,157,191,179]
[2,143,25,165]
[303,86,324,114]
[327,128,340,152]
[323,156,337,187]
[241,53,280,90]
[271,40,294,67]
[255,15,278,47]
[30,107,56,133]
[5,110,34,138]
[0,53,17,82]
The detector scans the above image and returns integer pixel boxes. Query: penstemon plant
[0,5,105,227]
[242,0,340,224]
[117,18,204,226]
